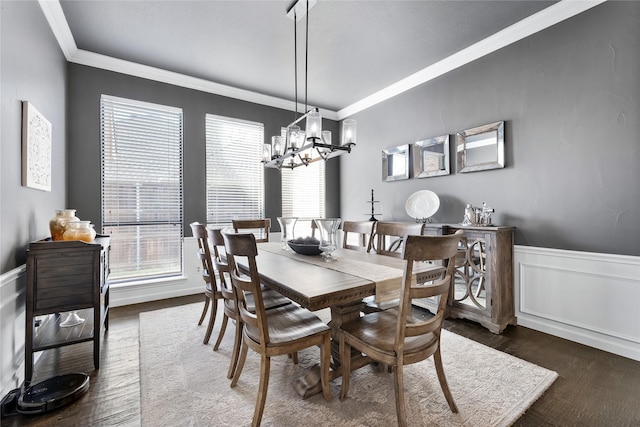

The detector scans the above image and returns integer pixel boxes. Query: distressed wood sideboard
[24,235,110,383]
[417,224,516,334]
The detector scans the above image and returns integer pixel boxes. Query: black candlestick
[367,189,380,221]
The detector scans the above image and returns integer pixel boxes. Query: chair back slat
[411,276,450,300]
[374,222,424,257]
[342,220,375,252]
[405,279,450,337]
[232,219,271,243]
[395,230,464,349]
[222,229,268,345]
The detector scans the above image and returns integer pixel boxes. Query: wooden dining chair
[189,222,223,344]
[342,220,375,252]
[372,221,425,257]
[206,226,292,379]
[222,229,332,426]
[232,218,271,243]
[339,230,464,426]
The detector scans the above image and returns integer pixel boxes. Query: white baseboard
[110,276,201,307]
[514,245,640,361]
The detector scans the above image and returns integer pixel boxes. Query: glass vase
[314,218,342,262]
[277,217,298,250]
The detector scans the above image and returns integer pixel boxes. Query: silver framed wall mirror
[382,144,410,182]
[456,121,505,173]
[412,135,450,178]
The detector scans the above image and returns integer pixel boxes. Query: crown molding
[38,0,77,59]
[70,49,338,120]
[40,0,605,122]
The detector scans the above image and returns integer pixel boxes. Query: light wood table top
[250,241,441,311]
[251,247,376,311]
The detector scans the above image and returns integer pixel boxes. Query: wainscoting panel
[0,266,27,396]
[514,246,640,361]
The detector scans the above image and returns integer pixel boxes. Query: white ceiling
[45,0,604,119]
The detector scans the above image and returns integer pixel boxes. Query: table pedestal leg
[328,302,365,368]
[293,300,368,399]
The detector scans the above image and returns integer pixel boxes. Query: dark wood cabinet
[25,236,110,383]
[417,224,516,334]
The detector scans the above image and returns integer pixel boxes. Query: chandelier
[262,0,357,169]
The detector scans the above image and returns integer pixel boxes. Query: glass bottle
[62,221,96,243]
[49,209,80,241]
[463,204,475,226]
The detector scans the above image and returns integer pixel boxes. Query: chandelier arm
[297,153,309,166]
[315,146,329,161]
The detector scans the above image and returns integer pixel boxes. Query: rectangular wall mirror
[456,121,505,173]
[412,135,450,178]
[382,144,410,182]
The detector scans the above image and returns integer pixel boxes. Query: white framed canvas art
[22,101,52,191]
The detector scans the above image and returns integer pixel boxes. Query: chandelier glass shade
[263,0,357,170]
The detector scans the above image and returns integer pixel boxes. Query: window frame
[100,94,184,283]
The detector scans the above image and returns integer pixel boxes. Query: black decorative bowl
[288,240,322,256]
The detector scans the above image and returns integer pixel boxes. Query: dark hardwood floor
[4,294,640,426]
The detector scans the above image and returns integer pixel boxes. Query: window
[101,95,183,282]
[281,128,325,236]
[206,114,264,225]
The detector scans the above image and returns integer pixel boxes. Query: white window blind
[281,126,325,237]
[101,95,183,282]
[206,114,264,225]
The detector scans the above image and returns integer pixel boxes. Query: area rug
[139,303,557,426]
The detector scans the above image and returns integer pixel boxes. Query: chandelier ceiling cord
[304,0,309,115]
[293,8,298,123]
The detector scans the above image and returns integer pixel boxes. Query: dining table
[235,237,444,398]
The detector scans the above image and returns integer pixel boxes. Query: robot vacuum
[1,373,89,418]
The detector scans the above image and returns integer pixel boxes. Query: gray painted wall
[340,1,639,257]
[0,1,68,273]
[66,64,340,238]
